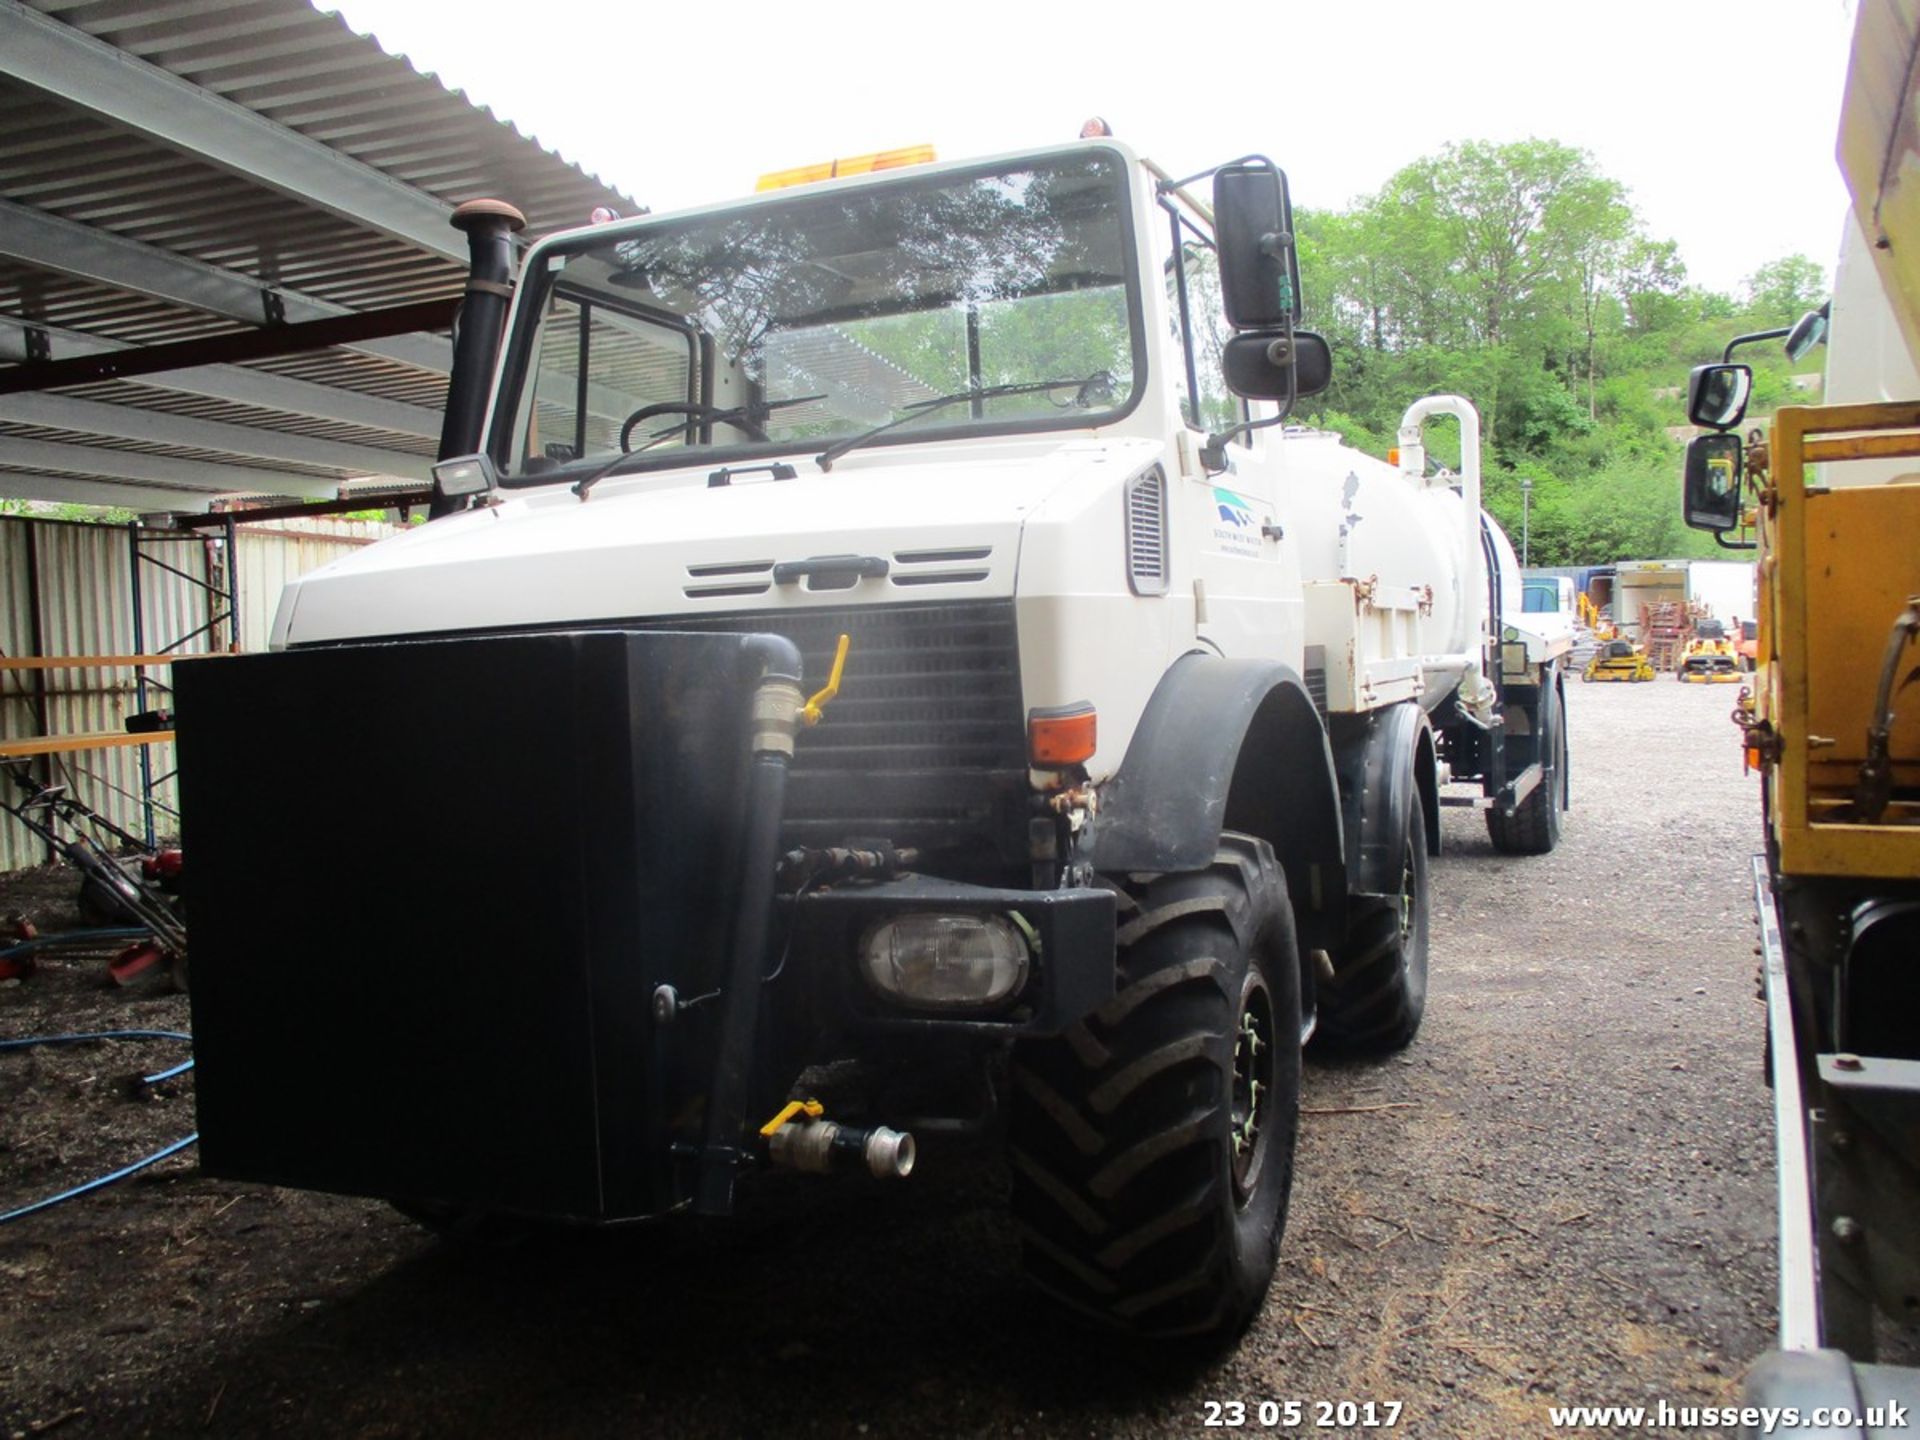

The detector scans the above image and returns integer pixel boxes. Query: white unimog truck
[176,140,1570,1344]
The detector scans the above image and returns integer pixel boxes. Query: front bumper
[175,627,1116,1225]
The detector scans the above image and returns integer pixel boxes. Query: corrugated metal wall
[0,514,390,872]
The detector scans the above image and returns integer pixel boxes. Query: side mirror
[1222,329,1332,400]
[1682,432,1744,532]
[1784,301,1831,362]
[1686,363,1752,430]
[1213,161,1302,331]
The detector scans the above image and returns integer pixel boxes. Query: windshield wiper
[573,393,825,501]
[813,371,1115,472]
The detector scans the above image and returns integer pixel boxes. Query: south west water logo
[1214,488,1255,528]
[1210,487,1261,556]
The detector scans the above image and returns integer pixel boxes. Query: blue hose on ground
[1,927,150,962]
[0,1029,197,1225]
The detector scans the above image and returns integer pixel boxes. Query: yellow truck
[1678,2,1920,1425]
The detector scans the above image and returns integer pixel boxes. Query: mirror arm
[1157,153,1275,196]
[1721,326,1791,363]
[1203,337,1298,474]
[1713,530,1758,551]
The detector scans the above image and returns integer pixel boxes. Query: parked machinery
[1678,0,1920,1421]
[1676,617,1742,683]
[177,140,1568,1343]
[1583,639,1656,683]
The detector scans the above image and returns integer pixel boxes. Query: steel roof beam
[0,435,332,499]
[0,0,466,264]
[0,470,218,511]
[0,198,453,376]
[0,392,430,479]
[0,316,442,438]
[0,297,457,399]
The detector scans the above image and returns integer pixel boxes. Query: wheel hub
[1231,974,1276,1203]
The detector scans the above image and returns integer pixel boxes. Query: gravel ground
[0,677,1861,1438]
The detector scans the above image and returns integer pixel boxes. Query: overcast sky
[329,0,1858,297]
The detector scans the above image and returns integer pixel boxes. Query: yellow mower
[1582,637,1656,682]
[1676,617,1742,683]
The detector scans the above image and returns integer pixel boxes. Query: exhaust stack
[433,198,525,517]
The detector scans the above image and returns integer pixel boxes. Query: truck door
[1158,200,1302,665]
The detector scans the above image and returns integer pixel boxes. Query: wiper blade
[573,393,826,501]
[813,371,1115,472]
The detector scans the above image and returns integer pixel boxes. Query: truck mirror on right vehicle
[1683,431,1745,532]
[1686,362,1752,430]
[1213,160,1302,331]
[1784,300,1831,362]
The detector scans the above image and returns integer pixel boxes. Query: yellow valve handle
[801,633,851,727]
[758,1098,825,1138]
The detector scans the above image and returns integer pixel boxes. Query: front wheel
[1008,834,1301,1342]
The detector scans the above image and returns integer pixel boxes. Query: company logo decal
[1213,487,1255,528]
[1209,487,1262,557]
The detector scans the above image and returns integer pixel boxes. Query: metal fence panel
[1,514,394,872]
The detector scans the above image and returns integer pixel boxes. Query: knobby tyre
[1487,675,1566,855]
[1314,789,1430,1053]
[1007,833,1301,1342]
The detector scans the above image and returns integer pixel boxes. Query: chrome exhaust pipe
[768,1120,916,1180]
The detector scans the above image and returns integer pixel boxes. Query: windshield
[494,149,1142,483]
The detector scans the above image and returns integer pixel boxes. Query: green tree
[1743,255,1828,325]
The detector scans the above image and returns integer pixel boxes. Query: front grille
[632,601,1029,868]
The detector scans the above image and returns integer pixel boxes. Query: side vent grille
[1303,645,1328,717]
[1124,465,1169,596]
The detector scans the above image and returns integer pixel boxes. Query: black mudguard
[1086,652,1344,944]
[1328,702,1439,900]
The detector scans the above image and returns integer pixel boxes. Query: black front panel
[632,602,1029,874]
[176,630,764,1220]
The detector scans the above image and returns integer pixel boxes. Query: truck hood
[276,437,1152,645]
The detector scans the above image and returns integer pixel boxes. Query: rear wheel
[1315,790,1430,1052]
[1487,675,1566,855]
[1008,834,1301,1341]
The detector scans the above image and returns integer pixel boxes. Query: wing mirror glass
[1785,301,1831,362]
[1686,363,1752,431]
[1683,431,1744,532]
[1212,161,1302,331]
[1222,329,1332,400]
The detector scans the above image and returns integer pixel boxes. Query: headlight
[859,912,1031,1010]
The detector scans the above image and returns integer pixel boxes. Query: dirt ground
[0,677,1893,1438]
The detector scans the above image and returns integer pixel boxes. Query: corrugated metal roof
[0,0,641,511]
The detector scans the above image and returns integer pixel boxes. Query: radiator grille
[632,601,1029,865]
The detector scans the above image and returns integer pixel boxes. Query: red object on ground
[108,941,165,986]
[0,952,34,982]
[141,850,184,881]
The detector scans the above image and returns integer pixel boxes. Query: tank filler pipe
[1398,395,1497,726]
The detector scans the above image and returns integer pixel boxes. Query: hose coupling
[751,678,805,757]
[767,1119,916,1180]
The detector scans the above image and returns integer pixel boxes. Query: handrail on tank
[1398,395,1496,724]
